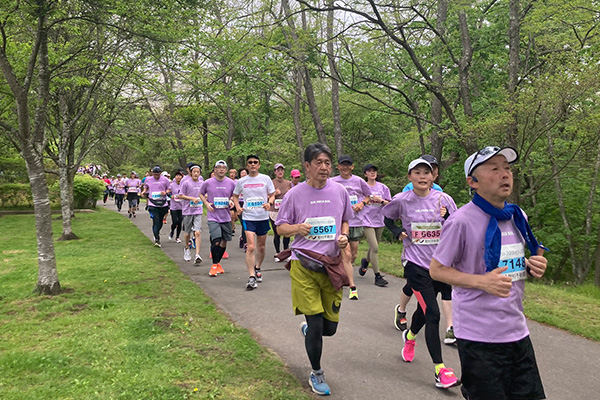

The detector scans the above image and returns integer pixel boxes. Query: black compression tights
[304,314,338,371]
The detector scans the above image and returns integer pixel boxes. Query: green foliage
[0,157,28,184]
[0,183,32,207]
[72,174,105,209]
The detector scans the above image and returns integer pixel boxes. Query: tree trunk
[293,68,305,164]
[327,3,343,157]
[281,0,327,145]
[202,119,210,173]
[507,0,521,203]
[430,0,447,161]
[58,162,78,240]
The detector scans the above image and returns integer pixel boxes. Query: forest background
[0,0,599,293]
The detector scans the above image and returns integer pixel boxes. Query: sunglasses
[467,146,500,176]
[247,160,259,165]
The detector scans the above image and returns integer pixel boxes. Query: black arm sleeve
[384,217,406,241]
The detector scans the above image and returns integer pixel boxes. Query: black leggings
[115,194,124,210]
[304,314,338,371]
[148,206,168,241]
[404,261,449,364]
[270,218,289,253]
[170,209,183,239]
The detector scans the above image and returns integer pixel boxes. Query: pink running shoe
[402,330,416,362]
[435,367,460,389]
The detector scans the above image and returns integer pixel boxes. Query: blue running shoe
[309,370,331,396]
[300,321,308,337]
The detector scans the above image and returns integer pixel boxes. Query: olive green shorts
[289,260,342,322]
[348,226,364,242]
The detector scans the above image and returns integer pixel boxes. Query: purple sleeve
[275,193,294,225]
[382,197,402,220]
[341,188,353,222]
[360,179,371,197]
[383,184,392,201]
[433,215,463,267]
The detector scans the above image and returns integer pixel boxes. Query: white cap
[464,146,518,177]
[407,158,432,173]
[214,160,227,168]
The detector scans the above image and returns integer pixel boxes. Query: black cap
[174,169,184,177]
[421,154,439,166]
[363,163,378,173]
[338,155,353,165]
[152,166,162,173]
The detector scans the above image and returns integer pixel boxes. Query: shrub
[0,184,32,207]
[73,174,105,209]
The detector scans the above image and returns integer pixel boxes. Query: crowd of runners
[99,143,548,400]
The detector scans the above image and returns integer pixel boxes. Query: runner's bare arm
[337,221,349,249]
[430,258,513,298]
[277,222,311,237]
[232,193,243,214]
[526,248,547,279]
[199,193,213,212]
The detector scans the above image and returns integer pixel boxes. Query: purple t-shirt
[180,178,204,216]
[275,181,353,259]
[329,175,371,227]
[362,181,392,228]
[114,179,126,195]
[125,178,141,194]
[143,175,171,207]
[169,180,183,211]
[433,202,529,343]
[201,177,236,223]
[382,189,457,269]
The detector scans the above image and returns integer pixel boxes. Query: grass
[0,210,310,400]
[355,241,600,342]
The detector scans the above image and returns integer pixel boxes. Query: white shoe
[194,254,203,264]
[168,234,173,241]
[274,256,281,263]
[183,247,191,262]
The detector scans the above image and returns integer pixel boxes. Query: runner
[161,171,171,224]
[395,154,456,344]
[271,163,292,262]
[275,143,353,396]
[382,158,460,390]
[359,164,391,287]
[229,168,239,234]
[102,174,112,205]
[402,154,443,192]
[113,174,126,212]
[125,171,142,218]
[141,166,171,247]
[291,169,302,187]
[199,160,236,277]
[237,167,249,250]
[233,155,275,290]
[430,146,547,400]
[168,170,184,243]
[178,164,204,264]
[330,155,371,300]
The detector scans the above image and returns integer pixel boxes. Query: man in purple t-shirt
[199,160,236,277]
[330,155,371,300]
[141,166,171,247]
[430,146,548,400]
[125,171,142,218]
[276,143,352,396]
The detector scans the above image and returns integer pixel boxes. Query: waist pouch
[296,251,327,274]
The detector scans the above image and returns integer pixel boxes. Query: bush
[73,174,105,209]
[0,184,32,207]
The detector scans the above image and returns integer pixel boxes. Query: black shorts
[404,261,452,301]
[457,336,545,400]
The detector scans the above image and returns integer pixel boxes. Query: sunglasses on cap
[467,146,500,176]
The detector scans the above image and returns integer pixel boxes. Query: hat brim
[495,147,518,164]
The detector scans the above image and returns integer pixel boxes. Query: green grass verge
[356,241,600,342]
[0,210,310,400]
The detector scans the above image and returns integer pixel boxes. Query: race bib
[127,187,137,193]
[349,195,358,206]
[190,199,202,208]
[150,191,163,200]
[172,194,181,202]
[274,199,283,210]
[213,197,229,209]
[499,243,527,282]
[245,197,264,209]
[305,217,336,241]
[411,222,442,245]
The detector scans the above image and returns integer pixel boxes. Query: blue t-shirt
[402,182,443,192]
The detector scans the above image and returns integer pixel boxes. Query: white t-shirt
[234,173,275,221]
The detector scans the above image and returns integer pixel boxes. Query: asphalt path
[106,200,600,399]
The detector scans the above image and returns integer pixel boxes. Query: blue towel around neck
[472,193,541,272]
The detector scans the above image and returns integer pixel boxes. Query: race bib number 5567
[305,217,336,241]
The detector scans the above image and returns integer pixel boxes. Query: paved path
[107,201,600,399]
